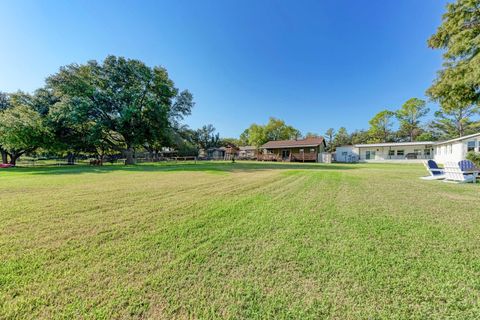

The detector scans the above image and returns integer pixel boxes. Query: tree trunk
[67,152,75,165]
[1,149,7,164]
[125,147,135,165]
[9,153,20,166]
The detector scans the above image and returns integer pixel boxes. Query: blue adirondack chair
[421,160,445,180]
[458,160,478,172]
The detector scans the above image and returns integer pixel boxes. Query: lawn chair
[458,160,479,172]
[443,161,477,183]
[421,160,445,180]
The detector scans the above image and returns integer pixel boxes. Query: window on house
[388,150,395,156]
[424,149,431,156]
[342,151,348,156]
[310,148,315,153]
[467,141,476,152]
[397,150,404,156]
[414,149,422,155]
[299,149,304,153]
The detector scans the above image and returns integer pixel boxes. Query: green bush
[466,151,480,167]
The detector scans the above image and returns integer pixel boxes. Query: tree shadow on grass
[9,161,360,175]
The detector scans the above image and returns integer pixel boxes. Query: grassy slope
[1,162,480,319]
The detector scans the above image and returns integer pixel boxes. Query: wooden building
[259,137,326,162]
[238,146,257,160]
[224,144,240,161]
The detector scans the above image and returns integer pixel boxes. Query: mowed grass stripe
[1,162,480,319]
[1,167,303,318]
[144,171,344,319]
[0,170,297,254]
[330,167,480,318]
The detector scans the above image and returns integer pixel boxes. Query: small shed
[238,146,257,160]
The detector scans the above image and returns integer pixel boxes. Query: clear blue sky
[0,0,448,138]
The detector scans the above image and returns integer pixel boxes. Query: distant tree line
[321,0,480,152]
[227,0,480,152]
[2,0,479,163]
[230,93,478,153]
[321,96,479,153]
[0,56,222,165]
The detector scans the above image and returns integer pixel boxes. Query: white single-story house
[335,141,434,163]
[433,133,480,164]
[335,132,480,164]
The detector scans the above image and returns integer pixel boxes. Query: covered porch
[357,142,434,162]
[259,147,319,162]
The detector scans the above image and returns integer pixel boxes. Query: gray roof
[351,132,480,148]
[434,132,480,145]
[355,141,434,148]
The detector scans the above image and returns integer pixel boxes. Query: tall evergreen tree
[396,98,429,141]
[427,0,480,137]
[333,127,350,148]
[324,128,335,151]
[368,110,395,143]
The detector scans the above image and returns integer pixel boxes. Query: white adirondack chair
[443,161,478,183]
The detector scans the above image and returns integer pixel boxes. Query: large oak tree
[46,55,193,164]
[240,117,301,148]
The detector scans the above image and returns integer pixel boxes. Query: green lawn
[1,161,480,319]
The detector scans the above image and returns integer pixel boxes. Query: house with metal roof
[433,132,480,164]
[335,132,480,164]
[335,141,435,163]
[259,137,327,162]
